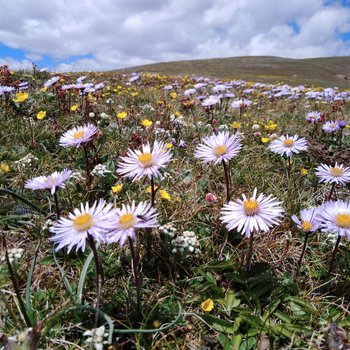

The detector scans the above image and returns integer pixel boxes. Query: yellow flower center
[73,213,94,232]
[330,167,343,177]
[301,221,313,232]
[119,213,136,229]
[138,152,153,167]
[243,199,260,215]
[335,213,350,228]
[283,139,294,147]
[214,145,228,156]
[73,130,85,139]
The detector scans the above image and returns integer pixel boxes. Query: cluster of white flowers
[155,128,171,136]
[14,153,38,170]
[159,223,178,237]
[68,170,85,182]
[91,164,111,177]
[171,230,201,255]
[100,112,109,119]
[0,248,24,264]
[83,325,108,350]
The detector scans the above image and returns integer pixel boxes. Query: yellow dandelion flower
[13,91,28,103]
[131,92,138,97]
[36,111,47,120]
[0,163,10,173]
[112,184,123,193]
[166,143,173,149]
[71,104,79,111]
[170,92,177,99]
[231,121,241,129]
[141,119,153,127]
[146,186,152,193]
[200,298,214,312]
[159,190,171,201]
[117,111,128,119]
[301,168,308,176]
[261,137,271,143]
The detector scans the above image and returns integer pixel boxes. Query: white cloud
[0,0,349,71]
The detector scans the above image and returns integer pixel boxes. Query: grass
[114,55,350,88]
[0,65,350,349]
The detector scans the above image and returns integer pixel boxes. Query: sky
[0,0,350,72]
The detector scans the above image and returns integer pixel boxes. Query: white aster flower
[319,200,350,238]
[194,131,242,164]
[306,111,322,124]
[220,188,284,237]
[50,199,117,253]
[117,141,172,181]
[44,76,60,87]
[291,207,321,233]
[106,201,158,245]
[269,134,308,157]
[24,169,72,195]
[230,99,252,109]
[315,163,350,185]
[59,123,98,148]
[201,95,221,107]
[322,121,340,133]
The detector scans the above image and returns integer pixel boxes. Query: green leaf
[239,337,256,350]
[225,289,241,313]
[200,314,236,334]
[273,310,292,323]
[288,297,316,315]
[218,333,234,350]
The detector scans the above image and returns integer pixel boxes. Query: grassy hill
[113,56,350,88]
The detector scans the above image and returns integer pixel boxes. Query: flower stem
[296,232,309,275]
[328,235,341,276]
[150,176,156,207]
[87,235,103,330]
[222,160,231,203]
[53,192,61,220]
[245,231,254,272]
[28,118,35,148]
[129,237,142,322]
[287,156,291,180]
[328,183,336,201]
[82,144,92,189]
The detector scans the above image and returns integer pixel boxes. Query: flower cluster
[14,153,38,170]
[83,325,108,350]
[0,248,24,264]
[91,164,111,177]
[171,230,201,254]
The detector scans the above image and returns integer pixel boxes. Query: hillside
[114,56,350,88]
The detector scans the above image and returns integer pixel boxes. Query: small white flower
[91,164,111,177]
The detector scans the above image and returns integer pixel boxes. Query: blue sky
[0,0,350,72]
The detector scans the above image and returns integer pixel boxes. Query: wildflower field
[1,64,350,349]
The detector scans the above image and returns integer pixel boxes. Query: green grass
[113,55,350,88]
[0,67,350,349]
